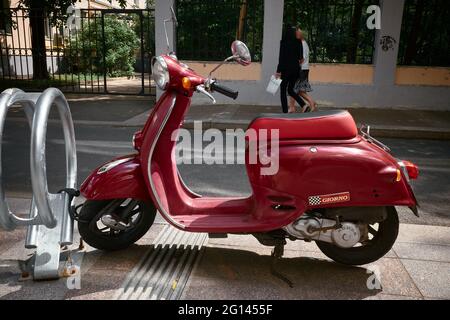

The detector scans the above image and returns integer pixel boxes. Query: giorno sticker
[308,192,351,206]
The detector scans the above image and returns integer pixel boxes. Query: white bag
[266,75,282,95]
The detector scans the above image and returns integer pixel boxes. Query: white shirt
[301,40,310,70]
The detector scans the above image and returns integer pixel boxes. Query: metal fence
[175,0,377,64]
[398,0,450,67]
[284,0,378,64]
[0,7,155,95]
[175,0,264,62]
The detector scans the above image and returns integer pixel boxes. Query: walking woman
[290,28,317,112]
[275,25,306,113]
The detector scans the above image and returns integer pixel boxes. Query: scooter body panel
[246,138,417,210]
[80,155,150,201]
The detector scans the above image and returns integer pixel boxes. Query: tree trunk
[404,0,425,65]
[346,0,364,63]
[236,0,248,40]
[29,0,49,79]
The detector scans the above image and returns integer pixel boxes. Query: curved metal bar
[0,90,22,230]
[29,88,77,229]
[0,89,41,231]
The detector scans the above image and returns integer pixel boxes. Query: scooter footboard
[80,155,151,201]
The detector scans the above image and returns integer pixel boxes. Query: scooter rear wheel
[78,199,156,251]
[315,206,399,266]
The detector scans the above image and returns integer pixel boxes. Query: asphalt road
[2,119,450,226]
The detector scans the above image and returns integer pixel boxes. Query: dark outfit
[277,39,305,113]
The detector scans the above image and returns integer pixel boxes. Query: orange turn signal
[182,77,191,90]
[396,169,402,182]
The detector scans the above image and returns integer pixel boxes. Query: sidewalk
[1,209,449,300]
[2,192,450,301]
[182,222,450,300]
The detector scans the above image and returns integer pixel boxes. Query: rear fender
[80,155,150,201]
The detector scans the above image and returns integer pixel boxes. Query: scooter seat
[248,110,358,140]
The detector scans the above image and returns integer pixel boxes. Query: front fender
[80,154,150,201]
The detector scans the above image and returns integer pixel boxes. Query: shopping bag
[266,75,282,95]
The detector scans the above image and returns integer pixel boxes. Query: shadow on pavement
[183,247,381,300]
[0,244,382,300]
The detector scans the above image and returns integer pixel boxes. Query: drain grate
[114,225,208,300]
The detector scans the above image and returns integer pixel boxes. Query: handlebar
[210,82,239,100]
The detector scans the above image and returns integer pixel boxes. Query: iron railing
[398,0,450,67]
[284,0,378,64]
[175,0,264,62]
[0,8,155,95]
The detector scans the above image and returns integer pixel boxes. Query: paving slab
[394,243,450,263]
[396,224,450,245]
[182,245,421,300]
[0,221,448,300]
[400,260,450,299]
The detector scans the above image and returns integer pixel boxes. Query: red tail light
[403,161,419,180]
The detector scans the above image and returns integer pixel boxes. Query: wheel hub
[101,214,129,231]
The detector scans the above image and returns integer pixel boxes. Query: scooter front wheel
[315,206,399,266]
[78,199,156,251]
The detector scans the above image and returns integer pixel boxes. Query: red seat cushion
[248,110,358,140]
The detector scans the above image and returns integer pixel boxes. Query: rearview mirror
[231,41,251,66]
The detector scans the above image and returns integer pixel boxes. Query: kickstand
[270,241,293,288]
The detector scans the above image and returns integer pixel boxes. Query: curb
[366,125,450,140]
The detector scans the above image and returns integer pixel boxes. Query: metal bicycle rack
[0,88,77,280]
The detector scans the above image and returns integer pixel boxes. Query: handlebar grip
[210,82,239,100]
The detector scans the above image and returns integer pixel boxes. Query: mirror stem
[164,19,171,52]
[209,55,238,77]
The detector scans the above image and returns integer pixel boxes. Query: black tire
[78,199,156,251]
[316,207,399,266]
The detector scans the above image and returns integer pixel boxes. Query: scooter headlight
[152,56,170,90]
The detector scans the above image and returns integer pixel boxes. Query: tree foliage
[65,15,140,77]
[398,0,450,67]
[176,0,263,62]
[16,0,128,25]
[14,0,128,79]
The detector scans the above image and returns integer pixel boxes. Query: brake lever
[196,85,216,104]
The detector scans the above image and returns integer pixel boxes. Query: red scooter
[76,18,419,267]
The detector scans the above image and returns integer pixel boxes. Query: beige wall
[396,66,450,87]
[182,61,374,85]
[182,61,262,81]
[309,64,373,85]
[183,62,450,88]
